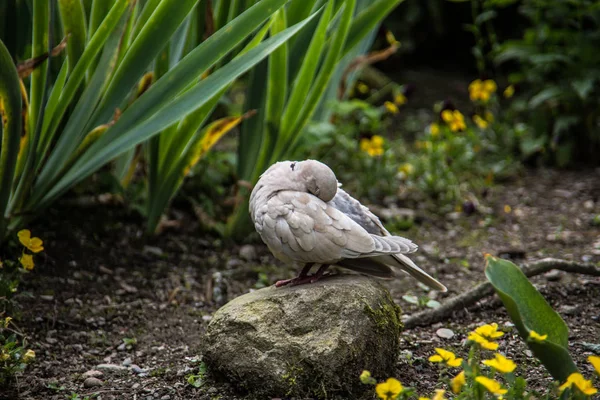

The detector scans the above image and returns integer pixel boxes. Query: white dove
[249,159,446,291]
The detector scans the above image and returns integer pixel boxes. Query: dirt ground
[1,168,599,400]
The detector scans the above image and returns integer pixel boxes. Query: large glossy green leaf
[0,40,22,234]
[485,255,578,381]
[35,9,317,210]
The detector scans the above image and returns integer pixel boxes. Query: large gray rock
[203,275,402,399]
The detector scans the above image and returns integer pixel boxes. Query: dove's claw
[275,264,331,287]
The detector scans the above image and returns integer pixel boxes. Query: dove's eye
[290,162,297,171]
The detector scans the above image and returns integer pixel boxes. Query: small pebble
[83,377,103,388]
[82,370,104,379]
[239,245,257,261]
[436,328,455,339]
[122,357,132,366]
[545,270,562,281]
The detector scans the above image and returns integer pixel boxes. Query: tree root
[403,258,600,329]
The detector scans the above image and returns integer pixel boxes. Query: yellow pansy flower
[475,323,504,339]
[469,79,497,102]
[476,376,508,395]
[484,111,494,122]
[589,355,600,375]
[503,85,515,98]
[394,93,407,106]
[451,371,466,394]
[22,349,35,362]
[441,110,466,132]
[483,353,517,374]
[360,136,385,157]
[384,101,399,114]
[429,348,463,367]
[559,373,597,396]
[468,323,503,350]
[17,229,44,253]
[432,389,446,400]
[376,377,403,400]
[19,254,34,271]
[473,115,489,129]
[528,330,547,341]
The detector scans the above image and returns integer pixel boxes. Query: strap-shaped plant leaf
[0,40,22,234]
[484,254,578,381]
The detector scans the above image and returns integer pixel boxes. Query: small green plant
[0,316,35,385]
[186,361,208,388]
[1,229,45,308]
[121,337,137,350]
[401,294,441,309]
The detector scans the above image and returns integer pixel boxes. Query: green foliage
[0,317,35,385]
[491,0,600,165]
[187,361,208,388]
[0,0,312,239]
[484,255,578,381]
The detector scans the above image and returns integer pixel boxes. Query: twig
[403,258,600,329]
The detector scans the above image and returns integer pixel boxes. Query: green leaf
[0,39,22,235]
[485,255,578,381]
[529,87,564,109]
[58,0,88,72]
[475,10,497,25]
[29,0,49,133]
[571,78,596,100]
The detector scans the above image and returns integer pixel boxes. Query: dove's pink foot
[275,264,330,287]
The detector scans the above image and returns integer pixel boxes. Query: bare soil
[2,168,599,400]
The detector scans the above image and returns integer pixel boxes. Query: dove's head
[260,160,338,202]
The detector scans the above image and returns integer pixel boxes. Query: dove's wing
[331,188,397,236]
[254,191,416,265]
[331,188,447,292]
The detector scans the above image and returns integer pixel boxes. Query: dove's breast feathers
[252,190,417,265]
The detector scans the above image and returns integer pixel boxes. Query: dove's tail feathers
[386,253,447,292]
[371,235,418,254]
[337,258,395,279]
